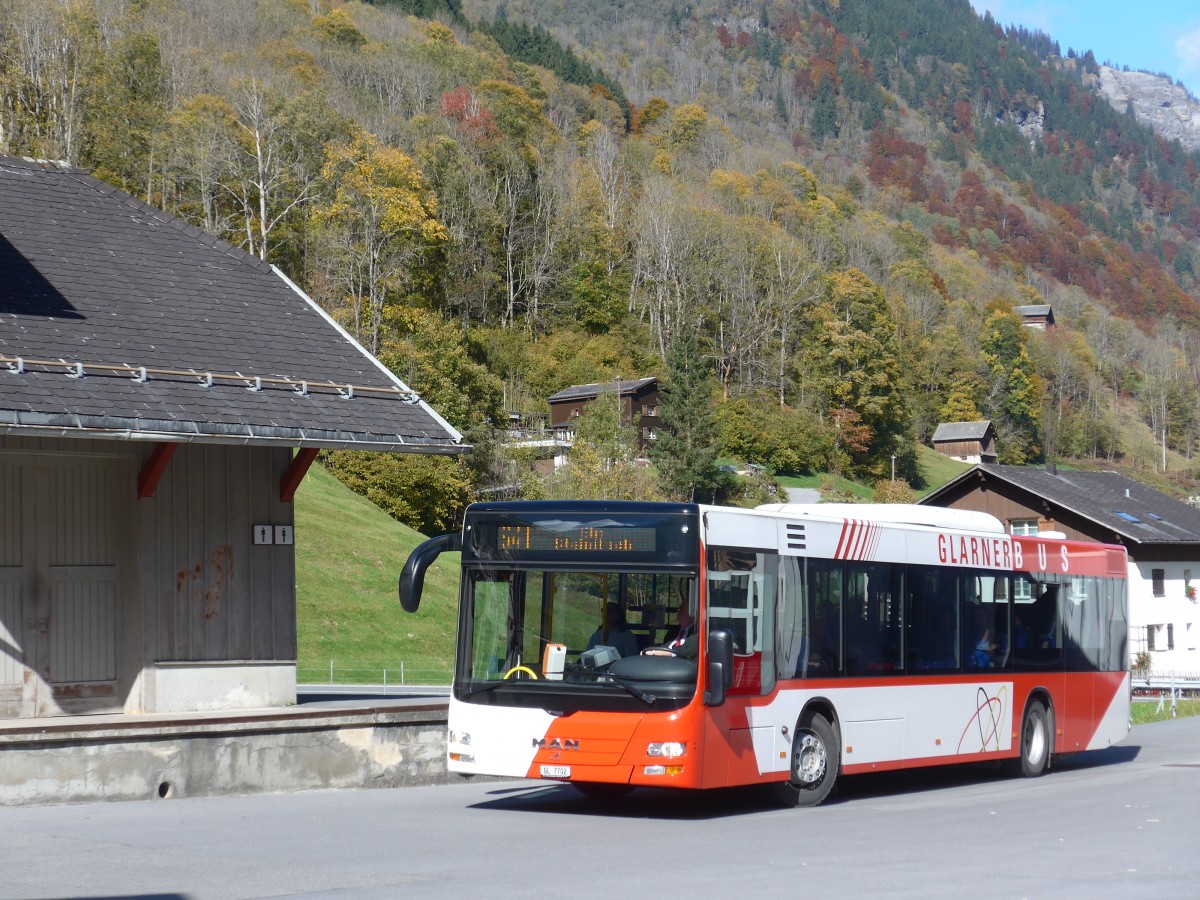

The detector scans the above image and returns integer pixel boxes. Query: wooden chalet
[547,377,660,451]
[931,420,998,464]
[1014,304,1056,328]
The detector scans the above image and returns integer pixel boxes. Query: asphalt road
[4,716,1199,899]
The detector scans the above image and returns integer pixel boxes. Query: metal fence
[1131,671,1200,692]
[296,659,452,687]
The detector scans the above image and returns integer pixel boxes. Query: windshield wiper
[606,673,657,704]
[467,670,658,704]
[574,668,657,704]
[467,679,516,696]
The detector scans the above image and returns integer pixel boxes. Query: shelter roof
[0,156,462,452]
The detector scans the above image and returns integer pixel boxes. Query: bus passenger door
[705,548,780,784]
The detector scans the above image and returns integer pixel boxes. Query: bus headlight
[647,742,687,758]
[449,731,471,746]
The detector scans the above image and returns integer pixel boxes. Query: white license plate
[540,765,571,779]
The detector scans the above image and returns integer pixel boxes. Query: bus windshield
[460,567,698,709]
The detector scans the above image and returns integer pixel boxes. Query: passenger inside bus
[586,602,639,658]
[971,606,999,668]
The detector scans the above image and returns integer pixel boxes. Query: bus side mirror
[399,532,462,613]
[704,628,734,706]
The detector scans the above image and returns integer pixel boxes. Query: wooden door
[0,453,125,717]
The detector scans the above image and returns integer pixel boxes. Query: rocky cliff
[1096,66,1200,152]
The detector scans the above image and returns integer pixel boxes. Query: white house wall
[1127,559,1200,675]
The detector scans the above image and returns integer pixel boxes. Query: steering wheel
[502,665,539,680]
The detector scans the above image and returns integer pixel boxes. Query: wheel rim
[794,732,827,785]
[1026,715,1046,766]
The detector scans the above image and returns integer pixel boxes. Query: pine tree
[811,79,838,141]
[651,328,723,502]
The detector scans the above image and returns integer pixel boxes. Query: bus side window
[908,566,959,672]
[845,562,903,675]
[1013,578,1063,671]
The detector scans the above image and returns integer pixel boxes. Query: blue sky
[969,1,1200,95]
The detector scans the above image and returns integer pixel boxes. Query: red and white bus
[400,500,1130,806]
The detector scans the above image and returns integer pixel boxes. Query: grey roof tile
[922,464,1200,545]
[0,156,462,452]
[932,420,993,442]
[548,376,657,403]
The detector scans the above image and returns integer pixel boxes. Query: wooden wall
[0,435,297,717]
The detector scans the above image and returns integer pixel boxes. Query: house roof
[0,156,462,453]
[920,464,1200,545]
[1014,304,1052,317]
[932,420,993,442]
[547,377,657,403]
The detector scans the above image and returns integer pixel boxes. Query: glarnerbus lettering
[936,533,1012,569]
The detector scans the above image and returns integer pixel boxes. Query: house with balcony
[547,377,660,453]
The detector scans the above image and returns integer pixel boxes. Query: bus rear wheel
[773,712,839,808]
[1012,700,1051,778]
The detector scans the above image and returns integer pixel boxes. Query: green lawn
[774,472,873,500]
[1131,697,1200,725]
[295,463,459,684]
[771,446,969,501]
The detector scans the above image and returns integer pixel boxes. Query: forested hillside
[5,0,1200,530]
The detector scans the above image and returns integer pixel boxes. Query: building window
[1152,569,1165,597]
[1010,519,1038,535]
[1148,624,1175,651]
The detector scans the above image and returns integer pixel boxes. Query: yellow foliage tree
[314,131,448,353]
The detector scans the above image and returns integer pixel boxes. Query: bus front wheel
[1013,700,1051,778]
[773,712,839,808]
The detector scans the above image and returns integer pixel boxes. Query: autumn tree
[313,131,448,353]
[226,79,343,263]
[796,269,914,479]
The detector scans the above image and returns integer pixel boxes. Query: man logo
[532,737,580,751]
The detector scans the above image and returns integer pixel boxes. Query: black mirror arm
[398,532,462,612]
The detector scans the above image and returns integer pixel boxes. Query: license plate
[540,765,571,779]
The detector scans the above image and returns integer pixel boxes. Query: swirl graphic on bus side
[957,685,1008,753]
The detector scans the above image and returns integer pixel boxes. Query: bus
[399,500,1130,806]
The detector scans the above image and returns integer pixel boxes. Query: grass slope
[295,463,459,684]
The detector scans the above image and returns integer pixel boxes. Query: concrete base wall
[0,705,450,806]
[143,661,297,713]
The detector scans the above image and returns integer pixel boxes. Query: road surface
[3,716,1198,899]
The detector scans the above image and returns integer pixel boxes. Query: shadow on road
[468,743,1143,820]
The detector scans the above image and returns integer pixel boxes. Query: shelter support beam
[280,448,319,502]
[137,442,179,498]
